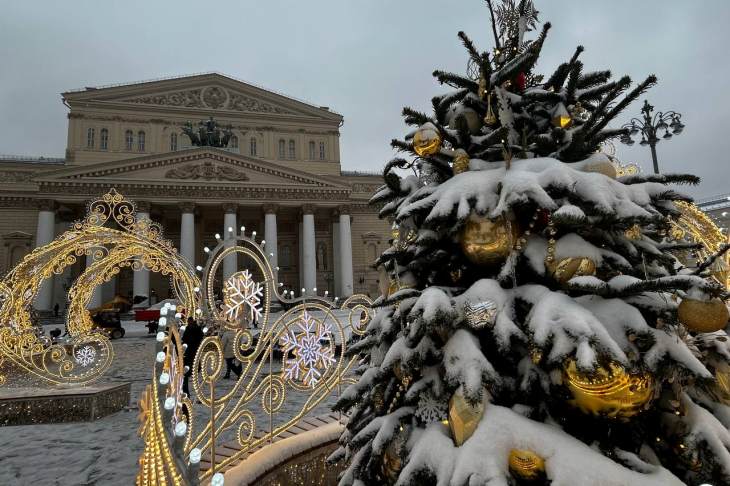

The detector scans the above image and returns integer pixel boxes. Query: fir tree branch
[433,70,479,91]
[694,243,730,275]
[585,75,658,140]
[402,107,433,126]
[544,45,584,90]
[566,60,583,101]
[620,173,701,186]
[458,31,482,62]
[577,70,612,89]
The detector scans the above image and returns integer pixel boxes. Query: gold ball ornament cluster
[460,214,518,266]
[563,359,655,420]
[412,124,442,157]
[677,297,729,333]
[544,218,597,283]
[508,449,546,481]
[448,388,487,446]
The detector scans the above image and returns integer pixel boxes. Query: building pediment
[62,73,342,122]
[34,148,350,191]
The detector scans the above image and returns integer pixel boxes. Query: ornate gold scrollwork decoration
[0,189,200,386]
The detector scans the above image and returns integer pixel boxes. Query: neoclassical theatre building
[0,73,389,311]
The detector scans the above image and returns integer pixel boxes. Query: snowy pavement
[0,317,345,486]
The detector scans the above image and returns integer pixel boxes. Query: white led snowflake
[280,311,336,387]
[223,269,263,323]
[415,390,448,424]
[74,345,97,367]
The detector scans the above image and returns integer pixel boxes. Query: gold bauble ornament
[564,359,655,420]
[583,161,618,179]
[677,298,729,333]
[452,149,470,175]
[508,449,546,481]
[381,427,407,484]
[460,214,518,266]
[412,124,442,157]
[552,104,573,129]
[546,257,596,283]
[448,388,486,446]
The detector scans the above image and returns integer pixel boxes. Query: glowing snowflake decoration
[74,345,97,367]
[415,390,448,424]
[280,311,336,387]
[223,269,263,323]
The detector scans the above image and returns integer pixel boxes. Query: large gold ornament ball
[546,257,596,283]
[678,297,729,333]
[448,389,486,446]
[583,161,618,179]
[508,449,546,481]
[412,125,442,157]
[564,359,655,420]
[460,214,518,266]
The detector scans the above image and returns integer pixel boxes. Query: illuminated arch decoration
[0,189,201,386]
[670,200,730,289]
[137,230,373,485]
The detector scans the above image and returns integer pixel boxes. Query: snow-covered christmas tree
[331,1,730,485]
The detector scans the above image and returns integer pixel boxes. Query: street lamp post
[620,100,685,174]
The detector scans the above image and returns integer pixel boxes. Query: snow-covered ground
[0,316,345,486]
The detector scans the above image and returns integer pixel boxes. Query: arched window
[278,139,286,159]
[170,133,177,151]
[319,142,325,160]
[100,128,109,150]
[230,135,239,149]
[86,128,95,149]
[137,131,145,152]
[288,140,296,159]
[309,141,316,160]
[280,244,292,268]
[125,130,133,151]
[316,242,327,271]
[249,137,257,156]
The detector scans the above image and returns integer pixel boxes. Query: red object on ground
[134,309,160,322]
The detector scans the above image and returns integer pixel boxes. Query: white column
[132,203,151,308]
[301,205,317,295]
[179,202,196,267]
[339,208,354,297]
[86,253,103,309]
[332,216,341,297]
[34,200,56,311]
[264,205,278,280]
[223,203,238,281]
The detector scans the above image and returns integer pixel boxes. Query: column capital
[36,199,57,212]
[222,202,239,214]
[263,203,279,215]
[301,204,316,216]
[136,200,152,213]
[338,204,351,216]
[178,201,196,213]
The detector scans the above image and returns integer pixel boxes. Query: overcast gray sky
[1,0,728,198]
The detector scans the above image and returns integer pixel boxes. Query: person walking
[221,328,241,379]
[181,316,204,396]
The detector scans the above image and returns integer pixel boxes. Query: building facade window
[170,133,177,151]
[367,243,378,262]
[280,244,292,268]
[125,130,133,151]
[250,137,257,157]
[309,141,316,160]
[86,128,95,149]
[278,139,286,159]
[288,140,296,159]
[100,128,109,150]
[137,131,145,152]
[230,135,239,149]
[319,142,325,160]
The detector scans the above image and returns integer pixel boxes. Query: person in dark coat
[181,316,204,396]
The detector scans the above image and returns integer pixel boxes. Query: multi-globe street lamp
[620,99,685,174]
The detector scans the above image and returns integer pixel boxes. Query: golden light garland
[670,201,730,290]
[0,189,200,386]
[138,230,374,485]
